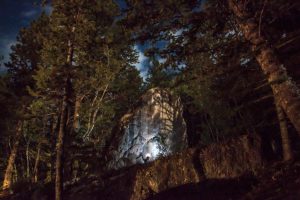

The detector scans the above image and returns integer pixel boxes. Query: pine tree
[125,0,300,150]
[33,1,138,198]
[228,0,300,134]
[2,13,49,190]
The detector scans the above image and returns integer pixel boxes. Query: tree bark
[2,120,23,190]
[13,164,18,184]
[48,116,58,182]
[55,83,70,200]
[33,142,41,183]
[229,0,300,134]
[26,139,30,179]
[275,101,293,161]
[73,95,82,133]
[55,21,75,199]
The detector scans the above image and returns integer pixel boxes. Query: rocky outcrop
[108,88,187,169]
[66,134,262,200]
[200,133,262,178]
[129,134,262,200]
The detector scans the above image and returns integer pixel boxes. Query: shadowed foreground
[1,160,300,200]
[149,161,300,200]
[1,135,300,200]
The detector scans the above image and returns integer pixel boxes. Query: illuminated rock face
[112,88,187,169]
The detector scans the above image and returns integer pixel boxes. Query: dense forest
[0,0,300,199]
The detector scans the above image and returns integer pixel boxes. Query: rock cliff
[108,88,187,169]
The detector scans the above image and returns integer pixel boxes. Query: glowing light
[145,153,151,159]
[150,142,160,158]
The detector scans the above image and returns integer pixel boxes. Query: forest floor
[149,159,300,200]
[1,158,300,200]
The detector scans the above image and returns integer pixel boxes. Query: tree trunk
[2,120,23,190]
[55,85,69,200]
[13,164,18,184]
[26,139,30,179]
[73,95,81,133]
[229,0,300,134]
[33,142,41,183]
[55,22,75,199]
[275,101,293,161]
[48,116,58,182]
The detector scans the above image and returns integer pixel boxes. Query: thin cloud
[158,57,167,64]
[21,4,52,18]
[0,38,15,71]
[0,38,15,61]
[21,9,38,18]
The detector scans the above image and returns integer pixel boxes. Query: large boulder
[66,134,262,200]
[128,134,262,200]
[108,88,187,169]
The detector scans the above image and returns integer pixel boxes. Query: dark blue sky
[0,0,50,71]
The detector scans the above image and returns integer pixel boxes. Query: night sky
[0,0,52,71]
